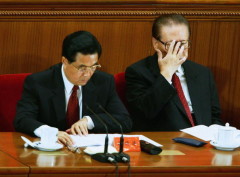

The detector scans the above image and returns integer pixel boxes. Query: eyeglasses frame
[71,63,101,73]
[156,37,191,51]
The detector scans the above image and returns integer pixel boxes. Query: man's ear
[152,37,159,51]
[62,56,68,64]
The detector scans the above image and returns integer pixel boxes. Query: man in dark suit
[14,31,132,145]
[125,14,222,131]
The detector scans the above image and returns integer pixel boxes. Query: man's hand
[68,117,89,136]
[57,131,74,146]
[156,40,187,82]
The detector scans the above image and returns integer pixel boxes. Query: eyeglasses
[71,63,101,73]
[156,37,191,51]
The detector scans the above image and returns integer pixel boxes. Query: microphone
[86,105,116,163]
[98,104,130,163]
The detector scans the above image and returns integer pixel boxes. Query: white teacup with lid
[216,123,240,147]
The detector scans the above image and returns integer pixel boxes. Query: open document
[70,134,162,147]
[180,124,223,141]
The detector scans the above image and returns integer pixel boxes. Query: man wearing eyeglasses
[14,31,132,145]
[125,14,222,131]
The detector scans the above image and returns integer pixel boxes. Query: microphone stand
[98,104,130,163]
[86,105,116,163]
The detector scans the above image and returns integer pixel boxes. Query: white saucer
[33,141,64,152]
[210,141,239,151]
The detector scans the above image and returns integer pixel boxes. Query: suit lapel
[172,92,188,118]
[51,65,98,122]
[148,53,160,78]
[51,64,66,122]
[149,54,188,118]
[148,55,202,123]
[183,61,203,124]
[82,76,97,116]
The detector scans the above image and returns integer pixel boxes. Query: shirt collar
[176,65,184,76]
[61,64,80,94]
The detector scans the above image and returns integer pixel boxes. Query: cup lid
[219,123,236,131]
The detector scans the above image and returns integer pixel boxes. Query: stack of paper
[70,134,162,147]
[181,124,223,141]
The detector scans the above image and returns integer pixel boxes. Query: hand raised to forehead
[156,40,186,82]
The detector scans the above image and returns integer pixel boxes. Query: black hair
[62,31,102,63]
[152,14,191,40]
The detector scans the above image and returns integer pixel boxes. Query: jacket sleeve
[125,66,176,120]
[208,70,222,125]
[14,75,45,135]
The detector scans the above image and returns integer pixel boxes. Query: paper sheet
[70,134,162,147]
[180,124,223,141]
[84,145,118,155]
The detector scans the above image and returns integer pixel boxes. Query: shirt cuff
[84,116,95,130]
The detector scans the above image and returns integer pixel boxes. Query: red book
[113,137,141,152]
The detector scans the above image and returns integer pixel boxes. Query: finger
[66,129,71,134]
[71,126,77,135]
[179,56,187,65]
[84,125,88,136]
[57,139,64,145]
[155,48,163,60]
[167,40,176,54]
[177,45,185,57]
[58,132,66,143]
[58,136,67,145]
[59,133,73,146]
[173,42,181,55]
[64,134,74,146]
[79,123,88,136]
[74,124,83,136]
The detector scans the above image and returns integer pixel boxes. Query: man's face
[157,24,190,59]
[62,53,99,86]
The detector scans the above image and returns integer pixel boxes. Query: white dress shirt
[175,66,193,113]
[34,65,94,137]
[168,66,193,113]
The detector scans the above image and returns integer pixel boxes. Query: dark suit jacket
[125,53,222,131]
[14,63,132,135]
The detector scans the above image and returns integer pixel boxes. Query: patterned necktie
[172,73,195,126]
[66,85,79,128]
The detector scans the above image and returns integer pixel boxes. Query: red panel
[0,73,31,131]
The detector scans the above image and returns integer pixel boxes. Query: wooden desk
[0,150,28,177]
[0,132,240,177]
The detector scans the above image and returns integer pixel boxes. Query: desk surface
[0,132,240,177]
[0,150,28,177]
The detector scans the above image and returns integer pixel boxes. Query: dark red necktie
[172,73,195,126]
[66,85,79,128]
